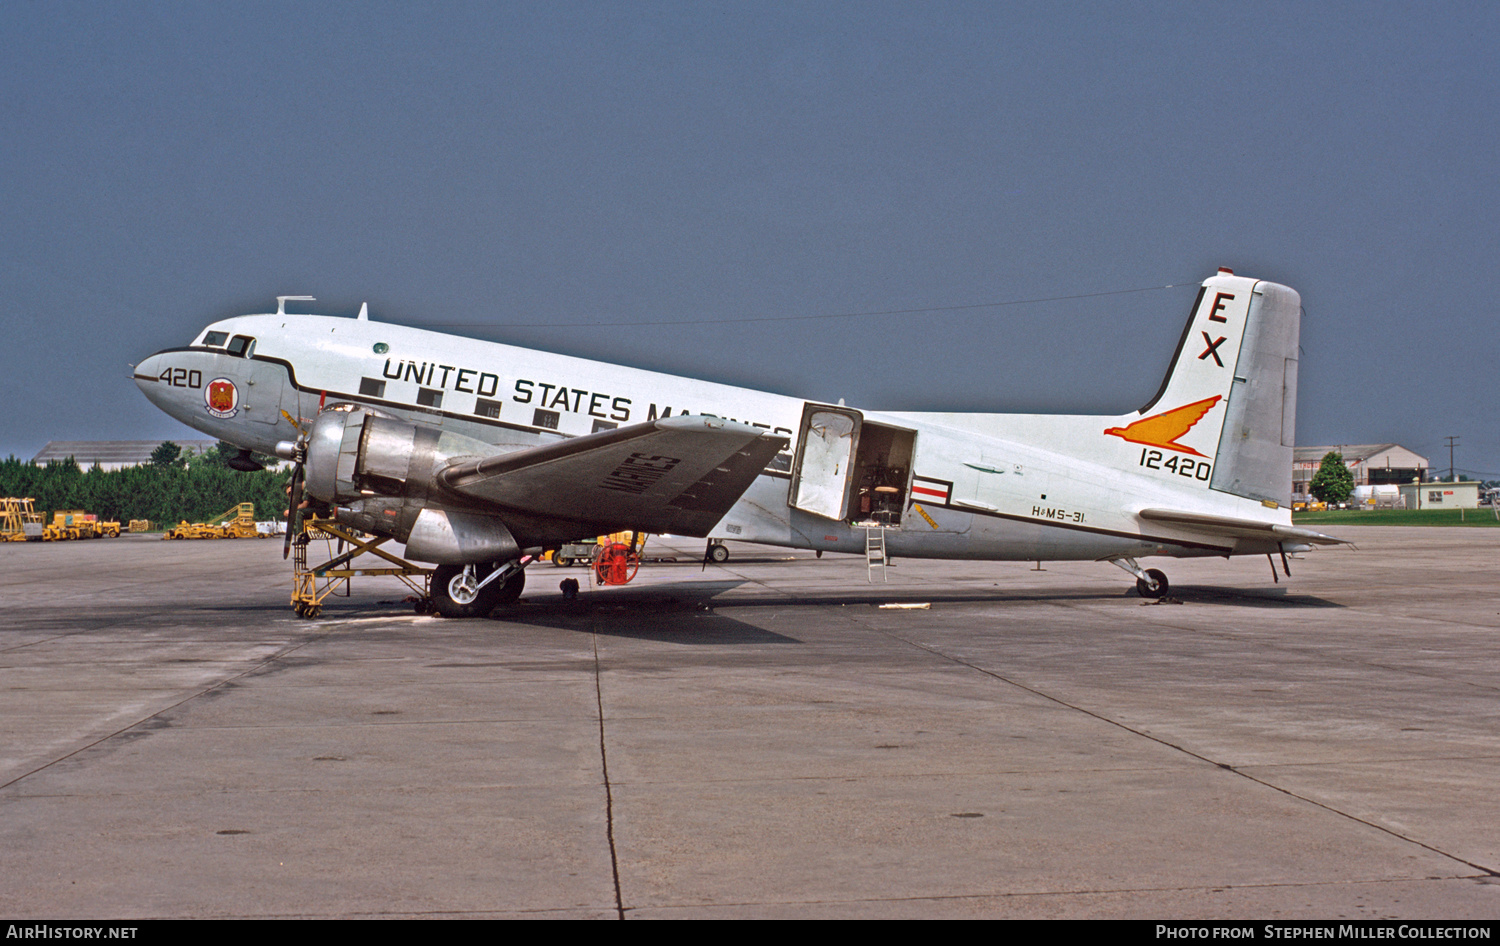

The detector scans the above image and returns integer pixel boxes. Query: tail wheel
[431,562,526,618]
[1136,568,1169,598]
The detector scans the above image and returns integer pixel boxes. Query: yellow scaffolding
[290,517,432,618]
[2,498,44,541]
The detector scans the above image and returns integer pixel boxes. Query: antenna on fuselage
[276,295,316,316]
[357,302,368,320]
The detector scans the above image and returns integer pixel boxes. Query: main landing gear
[1109,557,1169,598]
[431,560,528,618]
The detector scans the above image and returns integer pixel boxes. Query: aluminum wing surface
[438,416,789,537]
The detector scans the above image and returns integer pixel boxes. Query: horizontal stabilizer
[438,416,788,537]
[1137,508,1348,546]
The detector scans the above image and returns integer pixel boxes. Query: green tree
[1309,451,1355,504]
[150,441,183,469]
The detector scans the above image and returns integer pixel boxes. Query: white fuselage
[135,287,1301,564]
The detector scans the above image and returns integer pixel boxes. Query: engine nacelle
[303,407,497,505]
[302,408,523,564]
[328,498,521,565]
[404,508,520,565]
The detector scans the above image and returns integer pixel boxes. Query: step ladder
[865,527,888,583]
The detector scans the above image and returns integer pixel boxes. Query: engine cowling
[300,407,521,564]
[303,408,499,504]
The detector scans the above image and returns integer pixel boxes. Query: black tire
[494,566,525,604]
[708,543,730,564]
[553,556,572,568]
[431,562,525,618]
[1136,568,1169,598]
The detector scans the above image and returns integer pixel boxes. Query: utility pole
[1444,435,1460,482]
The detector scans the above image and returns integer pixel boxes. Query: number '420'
[1140,448,1211,481]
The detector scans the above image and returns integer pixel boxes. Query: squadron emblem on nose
[205,378,240,418]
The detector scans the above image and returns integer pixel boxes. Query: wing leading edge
[438,416,789,537]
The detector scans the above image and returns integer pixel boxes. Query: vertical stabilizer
[1107,270,1300,506]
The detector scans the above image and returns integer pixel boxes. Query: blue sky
[4,2,1496,479]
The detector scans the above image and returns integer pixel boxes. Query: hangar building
[1293,444,1429,497]
[30,441,219,472]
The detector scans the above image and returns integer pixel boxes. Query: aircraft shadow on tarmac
[497,581,803,645]
[491,576,1344,638]
[88,578,1341,643]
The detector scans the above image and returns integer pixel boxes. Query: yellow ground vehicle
[41,510,120,540]
[2,498,45,541]
[162,502,265,539]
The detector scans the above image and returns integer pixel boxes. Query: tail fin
[1108,269,1300,506]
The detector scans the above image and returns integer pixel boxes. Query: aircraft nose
[135,352,161,386]
[134,352,174,409]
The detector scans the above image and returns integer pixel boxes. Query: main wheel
[1136,568,1169,599]
[431,563,525,618]
[493,566,525,604]
[708,543,730,564]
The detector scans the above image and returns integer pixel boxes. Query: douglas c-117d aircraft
[135,268,1344,616]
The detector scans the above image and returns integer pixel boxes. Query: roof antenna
[277,295,316,316]
[357,302,368,321]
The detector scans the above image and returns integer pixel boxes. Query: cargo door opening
[849,420,916,528]
[789,403,916,528]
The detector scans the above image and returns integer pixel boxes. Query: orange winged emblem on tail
[1103,395,1222,457]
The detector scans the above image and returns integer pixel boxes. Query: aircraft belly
[714,476,798,546]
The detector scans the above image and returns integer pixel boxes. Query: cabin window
[475,398,503,419]
[201,331,228,347]
[226,335,255,358]
[417,387,443,408]
[532,408,559,429]
[591,420,617,433]
[359,378,385,398]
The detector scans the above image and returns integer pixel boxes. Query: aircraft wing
[437,416,789,537]
[1137,508,1349,546]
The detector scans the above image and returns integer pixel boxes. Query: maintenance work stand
[290,517,433,618]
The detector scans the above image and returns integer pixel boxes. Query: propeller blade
[279,409,306,436]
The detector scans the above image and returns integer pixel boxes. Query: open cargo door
[789,404,862,520]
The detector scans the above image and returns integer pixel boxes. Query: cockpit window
[201,331,229,347]
[226,335,256,358]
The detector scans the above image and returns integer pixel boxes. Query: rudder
[1208,280,1299,506]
